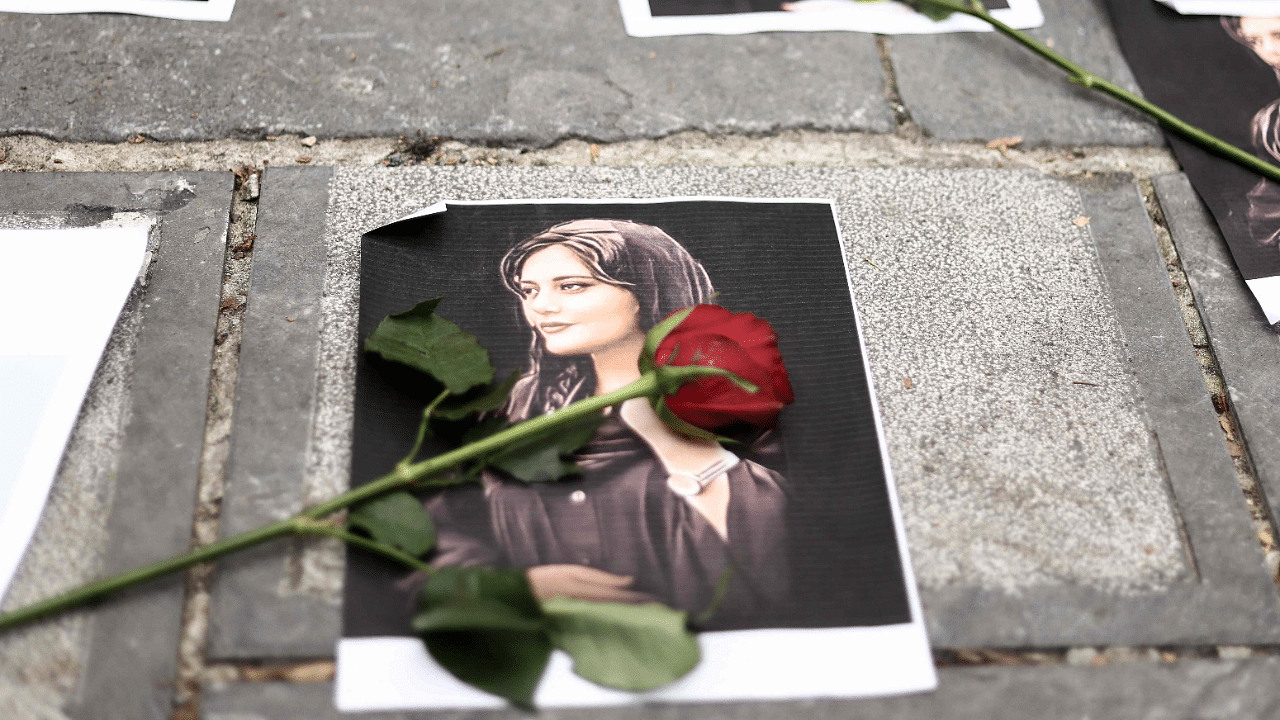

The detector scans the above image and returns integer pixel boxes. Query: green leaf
[414,567,551,709]
[543,597,700,691]
[346,492,436,556]
[364,298,494,394]
[434,370,522,421]
[907,0,955,20]
[488,414,606,483]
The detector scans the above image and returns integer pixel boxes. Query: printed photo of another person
[1225,16,1280,247]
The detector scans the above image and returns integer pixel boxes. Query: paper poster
[335,198,935,710]
[1156,1,1280,17]
[619,0,1043,36]
[0,0,234,21]
[1106,1,1280,324]
[0,225,149,602]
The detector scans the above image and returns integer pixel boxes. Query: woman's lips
[540,322,572,334]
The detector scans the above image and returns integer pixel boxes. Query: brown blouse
[426,415,789,629]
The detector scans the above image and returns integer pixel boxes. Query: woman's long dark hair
[500,219,714,421]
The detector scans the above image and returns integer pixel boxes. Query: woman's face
[1239,17,1280,69]
[517,244,643,357]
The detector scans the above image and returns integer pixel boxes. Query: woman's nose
[528,293,559,314]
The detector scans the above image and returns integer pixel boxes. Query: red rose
[652,304,794,432]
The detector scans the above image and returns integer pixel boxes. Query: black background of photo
[344,200,912,638]
[1104,0,1280,280]
[647,0,1007,17]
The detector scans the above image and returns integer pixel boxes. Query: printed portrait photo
[345,200,912,633]
[1106,0,1280,286]
[336,199,933,709]
[618,0,1038,37]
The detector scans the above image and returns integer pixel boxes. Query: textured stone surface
[1155,172,1280,527]
[0,173,232,720]
[201,657,1280,720]
[890,0,1163,146]
[0,0,891,144]
[214,165,1277,660]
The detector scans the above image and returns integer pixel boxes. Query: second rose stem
[914,0,1280,183]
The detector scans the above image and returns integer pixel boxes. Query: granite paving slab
[201,657,1280,720]
[1154,173,1280,534]
[889,0,1163,146]
[0,0,891,144]
[210,165,1278,665]
[0,172,233,720]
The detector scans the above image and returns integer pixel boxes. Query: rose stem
[915,0,1280,183]
[294,519,433,573]
[0,372,661,633]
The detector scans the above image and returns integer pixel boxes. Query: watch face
[666,473,704,496]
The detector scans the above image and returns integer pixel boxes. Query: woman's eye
[520,286,538,298]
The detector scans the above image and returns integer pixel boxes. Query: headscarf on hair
[500,219,714,420]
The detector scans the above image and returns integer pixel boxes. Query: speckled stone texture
[211,165,1276,662]
[323,165,1186,590]
[0,0,891,143]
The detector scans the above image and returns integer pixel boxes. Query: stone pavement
[2,0,1280,718]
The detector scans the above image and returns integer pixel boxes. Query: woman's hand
[526,565,656,603]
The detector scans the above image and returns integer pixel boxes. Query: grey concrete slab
[0,0,891,144]
[889,0,1163,146]
[1154,173,1280,530]
[207,167,340,660]
[0,172,232,720]
[201,657,1280,719]
[217,166,1275,661]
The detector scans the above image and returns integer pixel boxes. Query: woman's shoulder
[732,456,788,494]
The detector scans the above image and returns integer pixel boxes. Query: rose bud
[650,304,795,434]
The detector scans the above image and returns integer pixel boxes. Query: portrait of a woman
[424,219,789,629]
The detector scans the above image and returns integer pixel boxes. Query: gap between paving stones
[0,130,1179,177]
[1137,179,1280,587]
[6,130,1280,717]
[875,36,926,142]
[170,175,260,720]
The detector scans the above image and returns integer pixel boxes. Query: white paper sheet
[335,197,937,711]
[1155,0,1280,16]
[0,0,234,21]
[619,0,1043,37]
[0,225,150,602]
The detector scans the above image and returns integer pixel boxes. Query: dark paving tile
[0,0,891,144]
[1155,172,1280,540]
[889,0,1163,146]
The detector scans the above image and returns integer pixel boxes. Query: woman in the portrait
[425,219,789,629]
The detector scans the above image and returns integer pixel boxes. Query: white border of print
[0,225,149,602]
[334,197,937,712]
[619,0,1042,36]
[1156,0,1280,16]
[0,0,234,22]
